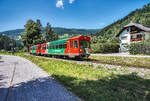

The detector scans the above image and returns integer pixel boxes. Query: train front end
[78,35,91,58]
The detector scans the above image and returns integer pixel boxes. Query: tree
[36,19,42,28]
[0,35,23,51]
[21,19,43,51]
[45,22,58,42]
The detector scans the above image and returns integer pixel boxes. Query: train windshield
[79,40,90,48]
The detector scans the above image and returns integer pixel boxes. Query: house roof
[116,23,150,37]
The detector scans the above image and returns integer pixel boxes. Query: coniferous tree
[45,22,58,42]
[45,22,53,42]
[21,19,43,51]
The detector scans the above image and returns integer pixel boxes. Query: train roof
[47,38,69,45]
[30,35,91,46]
[69,35,91,40]
[31,45,37,48]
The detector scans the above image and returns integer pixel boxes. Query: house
[116,23,150,52]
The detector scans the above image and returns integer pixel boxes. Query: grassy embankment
[1,52,150,68]
[19,54,150,101]
[90,56,150,68]
[1,52,150,100]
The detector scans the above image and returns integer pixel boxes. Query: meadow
[1,53,150,101]
[18,54,150,101]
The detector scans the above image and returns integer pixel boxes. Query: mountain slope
[97,3,150,38]
[0,27,100,40]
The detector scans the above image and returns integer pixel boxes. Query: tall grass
[20,54,150,101]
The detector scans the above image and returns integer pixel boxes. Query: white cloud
[69,0,75,4]
[56,0,75,9]
[99,22,105,26]
[56,0,64,8]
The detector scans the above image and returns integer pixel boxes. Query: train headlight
[80,49,83,52]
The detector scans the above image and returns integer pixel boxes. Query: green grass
[17,54,150,101]
[1,52,150,100]
[90,56,150,68]
[0,52,13,55]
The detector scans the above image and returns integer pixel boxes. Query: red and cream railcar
[41,43,47,55]
[36,44,41,55]
[64,35,91,58]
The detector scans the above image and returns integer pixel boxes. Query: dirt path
[0,55,79,101]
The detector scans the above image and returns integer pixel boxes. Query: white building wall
[119,27,150,52]
[145,32,150,40]
[119,28,131,44]
[119,28,131,52]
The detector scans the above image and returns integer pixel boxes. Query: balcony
[130,38,144,42]
[130,31,137,34]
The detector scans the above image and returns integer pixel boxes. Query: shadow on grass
[0,77,79,101]
[53,74,150,101]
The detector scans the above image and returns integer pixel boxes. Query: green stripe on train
[31,45,37,53]
[47,38,68,54]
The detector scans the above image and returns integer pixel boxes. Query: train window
[43,46,46,50]
[63,42,67,48]
[70,40,73,48]
[56,44,58,49]
[49,45,51,49]
[59,44,62,49]
[53,45,55,49]
[74,40,78,48]
[79,40,90,48]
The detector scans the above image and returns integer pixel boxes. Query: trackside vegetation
[14,54,150,101]
[129,41,150,55]
[91,43,120,53]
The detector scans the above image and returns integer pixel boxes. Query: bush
[129,42,150,55]
[91,43,120,53]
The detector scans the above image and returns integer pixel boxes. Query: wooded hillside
[96,3,150,38]
[0,28,99,40]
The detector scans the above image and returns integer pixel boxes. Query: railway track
[25,53,150,69]
[23,53,150,79]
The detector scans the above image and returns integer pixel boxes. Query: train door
[69,40,74,55]
[73,40,79,54]
[69,39,79,54]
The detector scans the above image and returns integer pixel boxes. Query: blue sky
[0,0,150,32]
